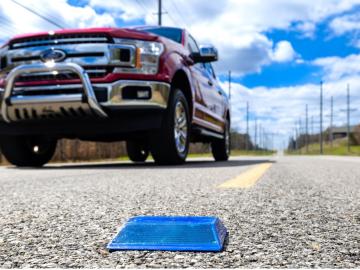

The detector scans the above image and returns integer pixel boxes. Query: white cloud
[294,22,317,38]
[272,41,298,63]
[312,54,360,81]
[82,0,360,75]
[0,0,115,41]
[88,0,148,22]
[329,12,360,48]
[1,0,359,76]
[224,51,360,149]
[329,13,360,36]
[224,74,360,149]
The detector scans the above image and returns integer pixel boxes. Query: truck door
[187,35,222,132]
[203,62,226,130]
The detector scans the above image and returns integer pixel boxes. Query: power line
[30,2,72,29]
[339,84,357,153]
[169,0,190,28]
[10,0,65,29]
[0,19,17,36]
[0,17,26,37]
[135,0,149,16]
[166,11,181,26]
[157,0,179,27]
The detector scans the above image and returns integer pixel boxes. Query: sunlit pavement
[0,155,359,268]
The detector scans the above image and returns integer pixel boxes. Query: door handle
[208,80,213,86]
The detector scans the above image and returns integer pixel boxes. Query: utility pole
[306,104,309,153]
[259,124,262,150]
[299,118,302,154]
[260,124,263,151]
[254,118,258,150]
[228,70,231,100]
[330,96,334,148]
[158,0,162,26]
[339,84,356,153]
[294,124,298,152]
[246,102,249,151]
[347,84,350,152]
[320,81,324,155]
[311,115,314,136]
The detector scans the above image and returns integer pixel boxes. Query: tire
[0,135,57,167]
[150,88,190,165]
[126,140,149,162]
[211,119,230,161]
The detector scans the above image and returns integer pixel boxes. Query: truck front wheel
[0,136,57,167]
[150,89,190,165]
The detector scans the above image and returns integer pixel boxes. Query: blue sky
[239,23,360,88]
[0,0,359,148]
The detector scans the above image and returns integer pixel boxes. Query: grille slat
[11,52,105,63]
[10,34,112,49]
[15,67,113,82]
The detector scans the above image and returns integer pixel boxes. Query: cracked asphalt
[0,155,360,268]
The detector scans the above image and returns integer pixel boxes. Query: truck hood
[7,27,159,45]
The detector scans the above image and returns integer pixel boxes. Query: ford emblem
[40,49,66,63]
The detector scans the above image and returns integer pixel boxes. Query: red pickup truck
[0,26,230,167]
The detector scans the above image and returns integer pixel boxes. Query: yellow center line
[217,162,273,189]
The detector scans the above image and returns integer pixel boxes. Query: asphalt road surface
[1,155,360,268]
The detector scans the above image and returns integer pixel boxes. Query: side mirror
[191,45,218,63]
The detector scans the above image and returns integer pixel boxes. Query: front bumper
[0,63,170,122]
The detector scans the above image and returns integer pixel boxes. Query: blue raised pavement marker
[107,216,227,252]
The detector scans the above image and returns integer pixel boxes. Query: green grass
[287,138,360,156]
[114,149,275,162]
[188,150,275,158]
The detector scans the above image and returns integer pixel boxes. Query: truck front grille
[15,67,113,82]
[9,34,112,49]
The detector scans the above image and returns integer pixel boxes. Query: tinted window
[142,27,182,43]
[187,35,199,53]
[204,63,216,79]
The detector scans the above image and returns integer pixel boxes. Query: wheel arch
[170,69,194,120]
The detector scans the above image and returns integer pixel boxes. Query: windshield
[141,27,182,43]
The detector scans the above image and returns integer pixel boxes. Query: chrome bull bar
[1,63,107,122]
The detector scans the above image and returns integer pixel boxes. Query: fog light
[122,86,152,100]
[137,90,150,99]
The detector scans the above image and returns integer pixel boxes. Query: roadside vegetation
[0,130,274,165]
[188,149,276,158]
[287,138,360,156]
[287,124,360,156]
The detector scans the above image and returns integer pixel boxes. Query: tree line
[0,131,254,164]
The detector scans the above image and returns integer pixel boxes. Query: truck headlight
[113,39,164,75]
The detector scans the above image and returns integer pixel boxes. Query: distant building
[331,126,356,139]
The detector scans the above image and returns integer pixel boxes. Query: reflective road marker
[107,216,228,252]
[218,162,273,188]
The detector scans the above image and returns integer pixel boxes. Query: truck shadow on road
[29,159,275,170]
